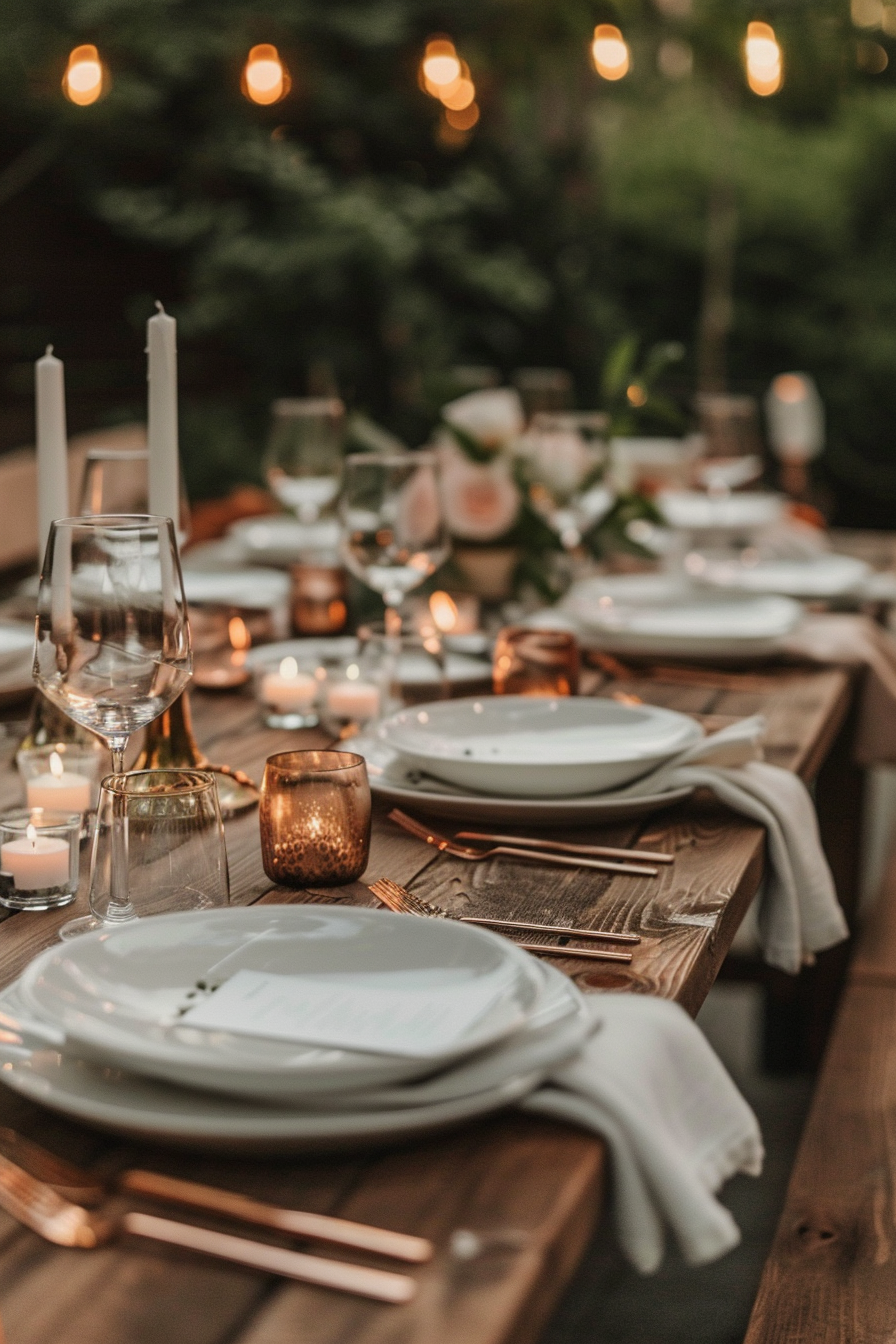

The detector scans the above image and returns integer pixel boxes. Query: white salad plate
[227,515,342,565]
[657,490,785,534]
[0,966,588,1152]
[696,552,871,600]
[18,907,543,1102]
[354,735,694,825]
[375,695,701,798]
[562,575,803,660]
[245,637,491,688]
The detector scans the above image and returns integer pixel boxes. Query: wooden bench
[743,839,896,1343]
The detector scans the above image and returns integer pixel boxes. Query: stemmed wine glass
[519,412,612,558]
[264,398,345,526]
[33,515,193,937]
[339,452,450,655]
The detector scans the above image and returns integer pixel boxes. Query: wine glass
[34,515,193,776]
[79,446,191,542]
[519,412,611,554]
[264,398,345,526]
[339,452,450,653]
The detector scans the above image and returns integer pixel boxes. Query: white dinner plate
[227,515,342,565]
[0,967,588,1152]
[354,735,694,825]
[562,575,803,660]
[657,490,785,534]
[696,552,871,600]
[245,637,491,688]
[19,907,543,1101]
[376,696,701,798]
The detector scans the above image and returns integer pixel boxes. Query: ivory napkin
[616,717,848,974]
[522,993,763,1273]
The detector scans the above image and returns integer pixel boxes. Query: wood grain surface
[0,665,853,1344]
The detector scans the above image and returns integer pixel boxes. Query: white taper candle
[35,346,69,560]
[147,302,180,527]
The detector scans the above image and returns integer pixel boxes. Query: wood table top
[0,662,854,1344]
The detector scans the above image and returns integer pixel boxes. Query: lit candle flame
[63,45,105,106]
[591,25,630,80]
[25,824,37,849]
[346,663,360,681]
[243,44,290,105]
[280,656,298,680]
[744,21,783,95]
[49,751,64,780]
[429,591,459,634]
[228,616,251,667]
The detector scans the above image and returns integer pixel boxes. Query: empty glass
[260,750,371,887]
[60,769,229,939]
[78,446,191,541]
[33,516,193,775]
[264,398,345,525]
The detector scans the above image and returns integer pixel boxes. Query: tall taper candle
[147,302,180,527]
[35,346,68,558]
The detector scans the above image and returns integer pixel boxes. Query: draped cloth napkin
[522,993,763,1274]
[782,612,896,767]
[614,716,848,974]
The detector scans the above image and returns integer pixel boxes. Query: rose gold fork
[369,879,634,964]
[388,809,658,877]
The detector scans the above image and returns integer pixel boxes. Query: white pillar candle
[1,824,70,890]
[147,303,180,526]
[35,346,69,559]
[26,751,91,813]
[326,678,381,721]
[261,657,318,712]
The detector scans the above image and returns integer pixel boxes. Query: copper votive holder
[260,750,371,887]
[492,626,580,697]
[290,563,348,635]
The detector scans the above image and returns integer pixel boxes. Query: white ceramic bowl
[376,695,702,797]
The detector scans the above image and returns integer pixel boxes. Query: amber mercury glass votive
[260,750,371,887]
[492,626,580,697]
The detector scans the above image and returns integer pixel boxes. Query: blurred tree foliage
[1,0,896,518]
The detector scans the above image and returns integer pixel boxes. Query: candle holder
[319,652,385,737]
[492,626,580,697]
[0,809,81,911]
[260,750,371,887]
[290,562,348,635]
[16,741,103,828]
[253,655,322,729]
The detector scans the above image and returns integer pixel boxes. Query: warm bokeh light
[243,44,290,105]
[228,616,251,663]
[422,39,462,88]
[440,77,476,111]
[772,373,809,403]
[429,591,459,633]
[852,0,884,27]
[591,25,630,81]
[857,37,890,70]
[626,383,648,407]
[62,45,105,106]
[445,103,480,131]
[744,21,783,96]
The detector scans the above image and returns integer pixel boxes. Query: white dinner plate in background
[695,552,871,600]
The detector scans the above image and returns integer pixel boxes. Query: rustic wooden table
[0,663,856,1344]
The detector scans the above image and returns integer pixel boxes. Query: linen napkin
[782,612,896,767]
[521,992,763,1274]
[615,717,848,974]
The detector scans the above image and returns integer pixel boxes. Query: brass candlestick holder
[133,691,259,817]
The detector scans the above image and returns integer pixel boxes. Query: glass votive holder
[15,742,103,828]
[260,750,371,887]
[319,653,385,737]
[492,626,580,696]
[253,655,322,729]
[290,561,348,635]
[0,809,81,911]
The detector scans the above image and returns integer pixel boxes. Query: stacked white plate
[561,573,804,661]
[694,552,870,600]
[0,906,589,1152]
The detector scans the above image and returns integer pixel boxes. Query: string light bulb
[62,45,106,106]
[422,38,462,91]
[422,36,480,139]
[744,21,783,95]
[591,25,630,80]
[242,44,291,105]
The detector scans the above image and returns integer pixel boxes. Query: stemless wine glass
[519,412,611,553]
[33,516,193,775]
[339,452,450,652]
[264,398,346,525]
[79,446,192,542]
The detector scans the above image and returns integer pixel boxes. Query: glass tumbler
[260,750,371,887]
[61,769,229,939]
[492,627,580,697]
[0,809,81,911]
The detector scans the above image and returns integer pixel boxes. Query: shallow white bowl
[376,695,702,798]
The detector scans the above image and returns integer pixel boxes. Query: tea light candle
[26,750,92,813]
[326,665,381,721]
[261,657,318,713]
[1,823,70,890]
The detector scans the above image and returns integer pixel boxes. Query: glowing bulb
[243,44,290,106]
[63,45,105,106]
[440,77,476,111]
[280,656,298,679]
[429,591,459,633]
[744,21,783,95]
[626,384,648,407]
[49,752,64,780]
[591,25,630,80]
[422,38,462,88]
